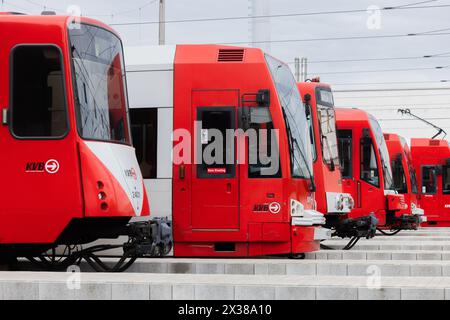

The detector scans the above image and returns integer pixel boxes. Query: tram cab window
[443,165,450,195]
[360,136,379,187]
[337,130,352,178]
[422,166,437,194]
[305,104,317,162]
[244,107,281,178]
[392,155,408,194]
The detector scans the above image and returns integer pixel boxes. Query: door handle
[179,165,185,180]
[2,109,8,126]
[226,183,232,193]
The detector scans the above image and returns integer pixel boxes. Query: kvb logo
[25,159,60,174]
[124,168,138,180]
[269,202,281,214]
[45,159,60,174]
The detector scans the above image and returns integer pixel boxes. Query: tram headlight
[290,199,305,217]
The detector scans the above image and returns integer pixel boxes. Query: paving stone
[366,252,391,260]
[411,265,442,277]
[112,283,149,300]
[391,252,417,260]
[172,284,195,300]
[225,264,254,275]
[317,263,347,276]
[401,288,445,300]
[316,287,358,300]
[196,263,225,274]
[39,282,111,300]
[342,251,366,260]
[275,286,315,300]
[168,263,196,274]
[358,288,401,300]
[267,263,286,275]
[235,286,275,300]
[1,282,39,300]
[286,263,316,276]
[194,285,234,300]
[149,284,172,300]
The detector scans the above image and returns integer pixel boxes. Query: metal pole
[302,57,308,81]
[159,0,165,45]
[295,58,300,82]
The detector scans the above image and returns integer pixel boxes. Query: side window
[130,108,158,179]
[305,104,317,162]
[443,166,450,195]
[11,45,68,138]
[360,137,380,187]
[318,106,340,169]
[246,107,281,178]
[410,166,419,194]
[422,166,437,194]
[337,129,352,178]
[391,155,407,194]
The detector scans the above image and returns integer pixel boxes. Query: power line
[220,31,450,45]
[348,102,450,109]
[355,106,450,111]
[288,54,450,65]
[3,0,31,13]
[336,87,450,93]
[378,117,450,121]
[335,92,450,99]
[310,66,449,75]
[333,80,450,86]
[22,0,158,17]
[109,3,450,26]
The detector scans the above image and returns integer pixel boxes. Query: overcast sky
[3,0,450,140]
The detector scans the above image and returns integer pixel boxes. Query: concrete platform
[320,240,450,251]
[1,271,450,300]
[76,258,450,277]
[334,236,450,241]
[306,250,450,261]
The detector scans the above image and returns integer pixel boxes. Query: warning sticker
[207,168,226,174]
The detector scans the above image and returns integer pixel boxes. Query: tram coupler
[125,218,173,257]
[333,214,378,239]
[388,214,421,231]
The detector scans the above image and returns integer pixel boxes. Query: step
[320,240,450,251]
[306,250,450,261]
[1,272,449,300]
[72,257,450,277]
[329,236,450,242]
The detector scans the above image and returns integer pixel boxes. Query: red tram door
[191,90,240,230]
[0,42,82,243]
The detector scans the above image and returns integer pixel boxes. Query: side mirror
[361,136,372,147]
[362,128,371,138]
[329,160,336,172]
[308,180,316,192]
[256,90,270,107]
